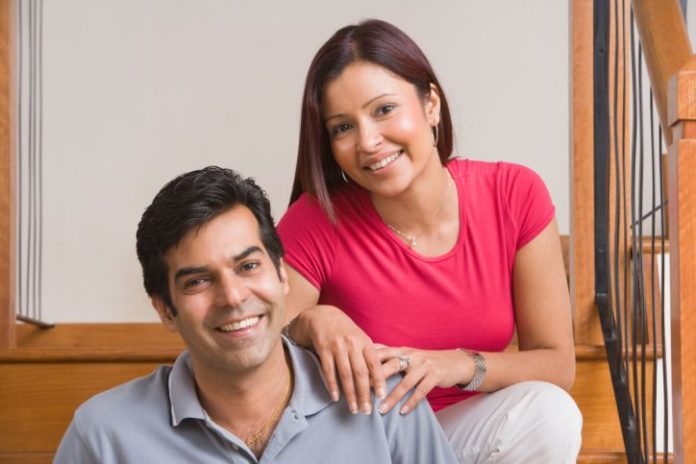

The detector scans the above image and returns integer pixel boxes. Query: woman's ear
[424,83,441,126]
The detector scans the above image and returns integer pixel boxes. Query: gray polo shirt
[54,339,457,463]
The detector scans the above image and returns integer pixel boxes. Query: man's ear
[425,82,442,126]
[278,258,290,296]
[152,296,178,333]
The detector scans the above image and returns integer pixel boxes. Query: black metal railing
[593,0,676,462]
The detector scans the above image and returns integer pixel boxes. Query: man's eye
[184,278,207,289]
[376,104,395,116]
[239,262,259,273]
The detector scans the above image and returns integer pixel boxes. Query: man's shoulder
[73,365,172,429]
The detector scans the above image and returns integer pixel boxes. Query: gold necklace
[244,370,293,449]
[384,172,453,249]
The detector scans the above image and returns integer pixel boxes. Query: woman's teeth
[218,316,260,332]
[367,151,402,171]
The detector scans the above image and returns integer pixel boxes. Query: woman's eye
[376,104,395,116]
[331,123,352,136]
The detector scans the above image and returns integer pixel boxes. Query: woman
[278,19,581,463]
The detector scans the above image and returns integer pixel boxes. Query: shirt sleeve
[380,378,458,463]
[277,194,337,290]
[501,163,555,250]
[53,417,99,464]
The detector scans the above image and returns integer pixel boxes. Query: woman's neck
[372,159,454,232]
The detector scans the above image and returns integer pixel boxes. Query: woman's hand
[289,305,387,414]
[375,345,473,415]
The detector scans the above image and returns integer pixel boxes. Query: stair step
[577,450,627,463]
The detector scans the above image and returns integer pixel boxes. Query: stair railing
[591,0,694,461]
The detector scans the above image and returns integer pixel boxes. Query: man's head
[136,167,288,375]
[136,166,284,315]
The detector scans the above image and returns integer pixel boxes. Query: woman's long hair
[290,19,453,219]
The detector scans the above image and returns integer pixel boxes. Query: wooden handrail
[0,0,14,350]
[632,1,694,460]
[631,0,693,146]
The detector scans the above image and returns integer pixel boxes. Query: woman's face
[322,61,441,198]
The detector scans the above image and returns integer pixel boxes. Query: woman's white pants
[435,381,583,463]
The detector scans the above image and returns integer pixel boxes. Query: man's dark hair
[136,166,284,315]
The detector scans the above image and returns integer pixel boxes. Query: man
[54,166,457,463]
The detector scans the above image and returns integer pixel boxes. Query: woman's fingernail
[331,391,339,402]
[399,405,410,415]
[378,403,388,414]
[362,403,372,415]
[377,386,386,399]
[349,402,358,414]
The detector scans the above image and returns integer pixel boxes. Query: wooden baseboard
[0,452,54,464]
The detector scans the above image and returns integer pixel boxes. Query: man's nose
[215,273,250,308]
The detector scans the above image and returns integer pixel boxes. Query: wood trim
[666,56,696,464]
[571,0,601,345]
[0,452,55,464]
[14,322,183,347]
[631,0,693,146]
[0,0,14,349]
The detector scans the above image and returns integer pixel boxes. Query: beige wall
[32,1,570,322]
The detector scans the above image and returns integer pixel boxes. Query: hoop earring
[341,169,349,183]
[432,124,439,146]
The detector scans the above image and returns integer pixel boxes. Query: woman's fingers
[381,356,403,379]
[398,374,439,415]
[364,344,387,399]
[316,347,340,402]
[348,346,373,414]
[377,350,443,415]
[375,345,402,362]
[378,367,422,414]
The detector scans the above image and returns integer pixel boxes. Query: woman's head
[290,19,453,216]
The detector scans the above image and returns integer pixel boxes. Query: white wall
[31,1,570,322]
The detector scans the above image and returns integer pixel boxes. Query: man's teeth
[368,151,402,171]
[219,316,260,332]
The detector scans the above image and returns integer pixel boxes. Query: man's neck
[190,342,293,446]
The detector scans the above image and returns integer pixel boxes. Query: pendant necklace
[384,172,453,249]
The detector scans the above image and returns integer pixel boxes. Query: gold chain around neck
[244,370,293,450]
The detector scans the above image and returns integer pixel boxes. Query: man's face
[153,205,288,376]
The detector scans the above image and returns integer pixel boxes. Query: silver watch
[457,350,487,392]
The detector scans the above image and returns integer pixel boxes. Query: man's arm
[381,393,458,463]
[53,418,99,464]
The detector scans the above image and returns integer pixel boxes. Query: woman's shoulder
[448,157,539,178]
[280,184,368,228]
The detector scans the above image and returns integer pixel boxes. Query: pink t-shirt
[277,158,555,411]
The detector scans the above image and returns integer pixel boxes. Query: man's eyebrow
[232,246,263,262]
[324,93,395,123]
[173,246,264,282]
[174,266,208,282]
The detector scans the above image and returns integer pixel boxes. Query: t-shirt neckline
[363,161,466,263]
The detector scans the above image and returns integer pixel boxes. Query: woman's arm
[284,265,387,414]
[377,219,575,414]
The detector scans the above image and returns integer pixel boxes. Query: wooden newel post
[667,55,696,464]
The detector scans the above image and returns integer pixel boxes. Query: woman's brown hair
[290,19,453,219]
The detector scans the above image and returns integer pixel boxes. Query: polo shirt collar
[167,337,333,427]
[168,351,205,426]
[285,338,334,416]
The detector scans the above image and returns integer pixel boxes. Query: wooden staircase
[0,238,641,463]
